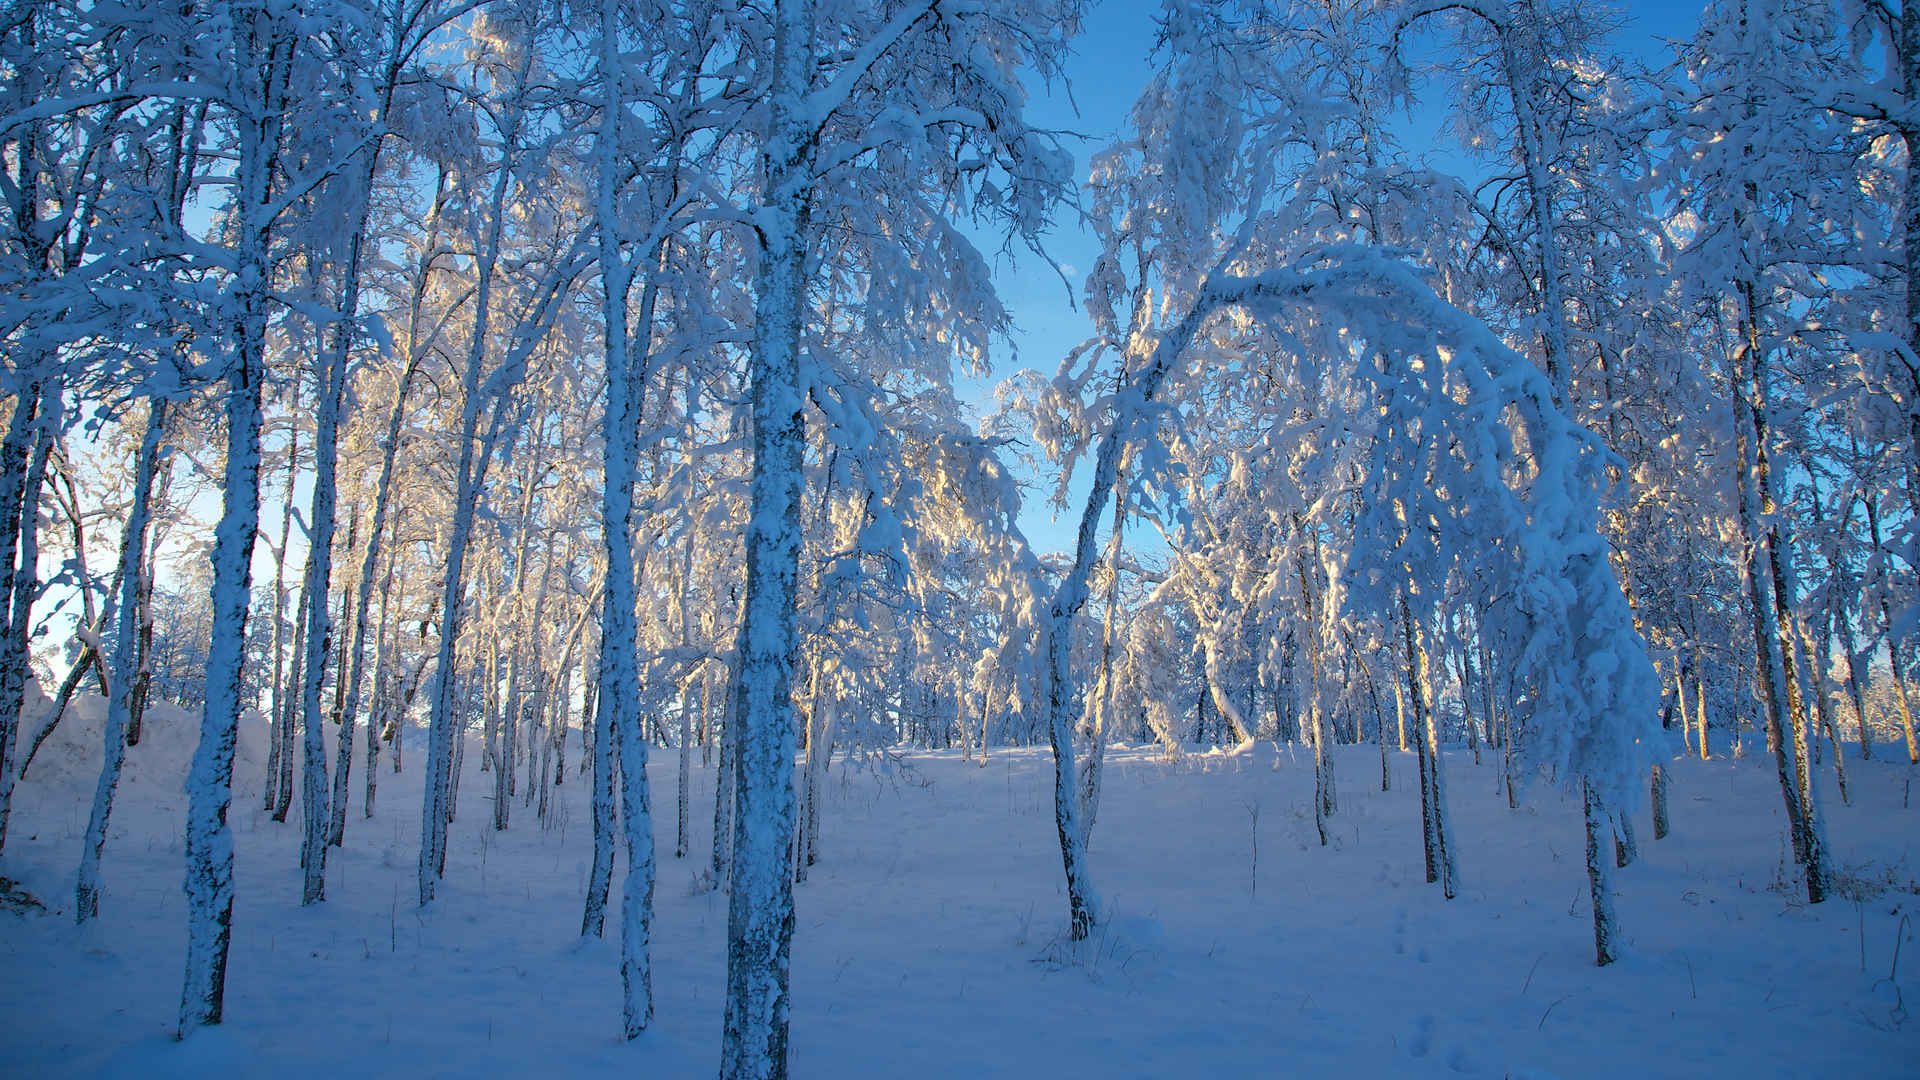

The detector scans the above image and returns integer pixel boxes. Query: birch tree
[719,2,1077,1073]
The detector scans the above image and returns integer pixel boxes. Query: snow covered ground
[1,693,1915,1078]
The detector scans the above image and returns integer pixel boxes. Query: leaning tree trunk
[1836,601,1873,763]
[416,57,538,904]
[76,399,167,922]
[1754,310,1830,903]
[310,31,418,845]
[18,636,103,780]
[1732,305,1810,869]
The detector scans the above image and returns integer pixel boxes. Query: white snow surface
[1,695,1915,1077]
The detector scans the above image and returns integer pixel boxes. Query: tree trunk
[417,55,536,905]
[721,24,811,1064]
[0,389,50,851]
[181,344,264,1031]
[1651,763,1670,841]
[19,645,101,779]
[273,585,306,823]
[1692,649,1711,760]
[263,395,299,815]
[676,683,693,859]
[1365,657,1389,792]
[711,674,734,884]
[1899,7,1920,532]
[364,669,386,817]
[182,38,284,1018]
[591,8,658,1028]
[1583,782,1619,966]
[1675,663,1695,759]
[1402,596,1440,886]
[1295,525,1335,840]
[126,520,160,746]
[76,399,167,920]
[1755,342,1830,902]
[1079,483,1126,843]
[1867,496,1920,763]
[326,504,360,847]
[296,374,342,903]
[1807,616,1850,805]
[1730,291,1810,869]
[1613,810,1637,869]
[1406,597,1456,898]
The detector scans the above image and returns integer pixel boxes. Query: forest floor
[1,692,1916,1078]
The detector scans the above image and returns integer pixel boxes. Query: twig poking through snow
[1858,901,1867,973]
[1891,913,1909,984]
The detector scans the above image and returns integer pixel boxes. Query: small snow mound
[1407,1014,1434,1058]
[1445,1043,1484,1073]
[1103,910,1167,950]
[10,685,270,831]
[1221,739,1284,771]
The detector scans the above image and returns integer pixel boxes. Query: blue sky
[975,0,1708,557]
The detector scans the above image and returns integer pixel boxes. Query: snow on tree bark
[1651,763,1670,841]
[589,0,656,1023]
[296,322,348,903]
[181,0,294,1025]
[1583,781,1620,966]
[181,347,264,1031]
[1401,596,1442,886]
[677,691,692,859]
[77,399,167,922]
[274,582,305,823]
[264,387,301,817]
[721,9,812,1067]
[0,380,47,853]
